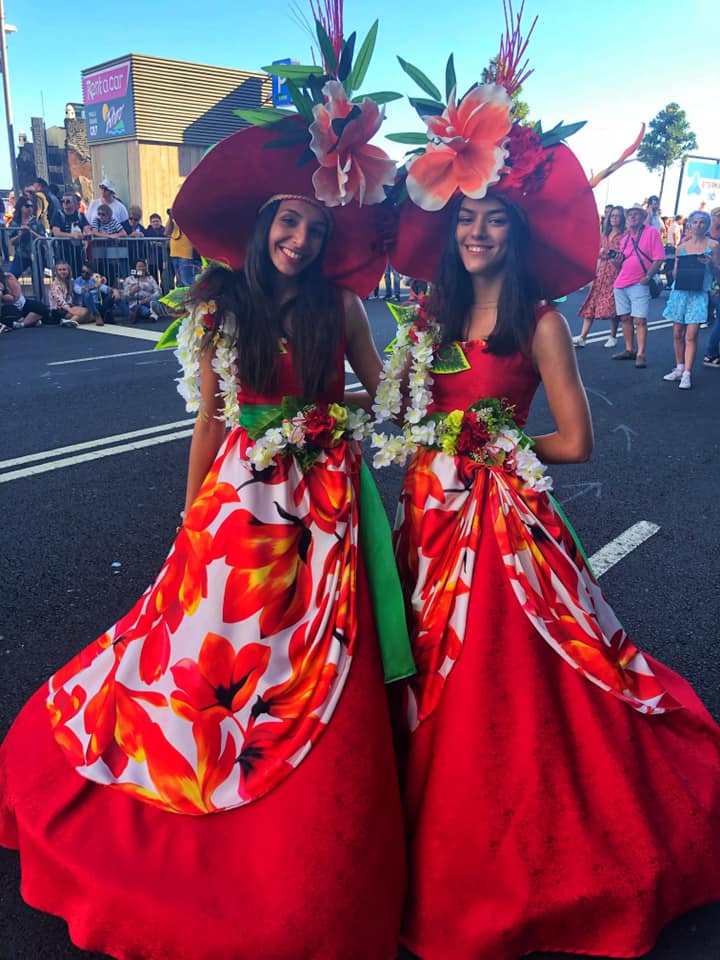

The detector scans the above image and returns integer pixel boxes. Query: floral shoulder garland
[370,301,438,467]
[371,301,552,493]
[175,300,240,423]
[246,399,372,472]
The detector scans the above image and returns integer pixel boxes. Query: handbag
[626,229,661,298]
[674,253,706,292]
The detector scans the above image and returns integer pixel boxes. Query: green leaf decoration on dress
[433,341,471,374]
[154,317,183,351]
[385,300,418,325]
[246,406,285,440]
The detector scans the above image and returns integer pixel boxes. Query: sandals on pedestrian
[635,355,647,368]
[0,322,9,334]
[612,349,636,360]
[703,355,720,367]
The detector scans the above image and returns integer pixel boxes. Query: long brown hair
[428,193,540,356]
[190,201,339,397]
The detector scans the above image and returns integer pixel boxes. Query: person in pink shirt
[612,203,665,367]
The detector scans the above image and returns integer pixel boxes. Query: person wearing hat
[0,21,413,960]
[371,15,720,959]
[611,202,665,367]
[86,176,129,227]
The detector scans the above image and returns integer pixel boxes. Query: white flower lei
[370,306,552,492]
[370,305,439,468]
[174,302,239,422]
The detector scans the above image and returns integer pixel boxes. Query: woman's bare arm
[183,349,227,515]
[342,289,382,410]
[530,309,594,464]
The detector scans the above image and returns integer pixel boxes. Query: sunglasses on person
[62,198,75,204]
[81,270,92,277]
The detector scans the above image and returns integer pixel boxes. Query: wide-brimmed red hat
[173,120,393,299]
[392,140,599,300]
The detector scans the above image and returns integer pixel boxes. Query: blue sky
[5,0,717,213]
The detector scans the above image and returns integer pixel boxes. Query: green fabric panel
[549,493,595,576]
[359,461,415,683]
[238,404,415,683]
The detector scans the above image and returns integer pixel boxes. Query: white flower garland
[370,306,552,492]
[174,302,239,422]
[371,306,438,468]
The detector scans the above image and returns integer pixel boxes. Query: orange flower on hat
[309,80,396,207]
[405,84,513,212]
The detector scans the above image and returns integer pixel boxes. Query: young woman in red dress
[0,34,414,959]
[372,17,720,959]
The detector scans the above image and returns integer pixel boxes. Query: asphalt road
[1,288,719,959]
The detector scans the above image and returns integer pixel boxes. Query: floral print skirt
[0,425,405,959]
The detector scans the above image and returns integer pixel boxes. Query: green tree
[481,60,531,125]
[637,103,697,204]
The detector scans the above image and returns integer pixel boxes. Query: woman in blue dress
[662,210,720,389]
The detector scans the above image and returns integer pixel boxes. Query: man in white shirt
[86,178,129,226]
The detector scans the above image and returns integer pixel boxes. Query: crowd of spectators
[0,175,202,334]
[574,197,720,388]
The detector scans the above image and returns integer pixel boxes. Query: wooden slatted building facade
[81,54,271,219]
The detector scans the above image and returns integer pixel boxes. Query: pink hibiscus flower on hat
[405,84,513,212]
[309,80,396,207]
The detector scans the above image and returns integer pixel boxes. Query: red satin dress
[395,337,720,960]
[0,346,405,959]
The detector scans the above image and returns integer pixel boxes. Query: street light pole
[0,0,19,198]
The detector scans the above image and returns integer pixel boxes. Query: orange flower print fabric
[396,446,681,730]
[47,428,362,814]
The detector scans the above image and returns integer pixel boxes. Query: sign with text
[83,61,136,142]
[684,157,720,208]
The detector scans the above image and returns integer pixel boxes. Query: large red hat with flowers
[172,9,399,298]
[387,4,600,299]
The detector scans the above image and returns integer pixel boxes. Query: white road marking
[0,430,194,484]
[588,521,661,578]
[49,348,162,365]
[77,324,162,342]
[0,420,195,470]
[580,319,673,346]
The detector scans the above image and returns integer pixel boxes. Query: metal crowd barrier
[9,234,174,301]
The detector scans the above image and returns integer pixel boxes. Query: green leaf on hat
[297,147,317,167]
[397,56,442,101]
[409,97,446,117]
[262,63,326,80]
[283,80,316,123]
[233,108,297,127]
[338,31,356,85]
[433,342,471,374]
[538,120,586,146]
[264,133,312,148]
[445,54,456,103]
[315,19,338,75]
[347,20,378,93]
[350,91,402,105]
[385,132,429,145]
